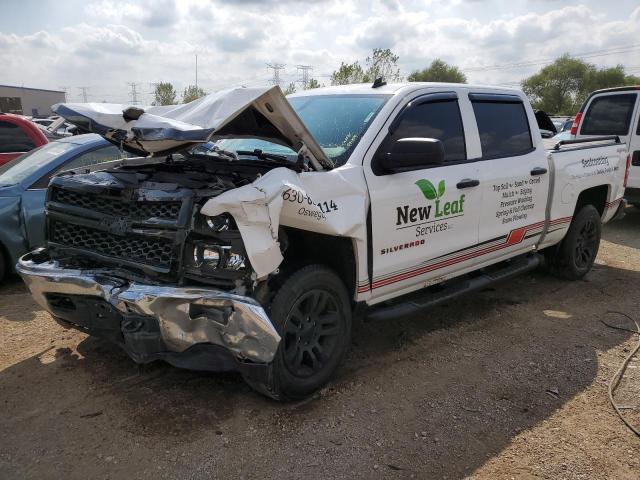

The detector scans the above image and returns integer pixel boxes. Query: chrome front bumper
[16,251,280,364]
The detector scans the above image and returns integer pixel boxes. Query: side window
[581,94,637,136]
[471,98,533,158]
[390,99,466,162]
[60,145,124,171]
[30,145,124,189]
[0,120,35,153]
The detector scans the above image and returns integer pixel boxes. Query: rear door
[365,92,483,298]
[472,93,550,262]
[579,92,640,187]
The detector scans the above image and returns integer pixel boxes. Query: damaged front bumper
[16,250,280,372]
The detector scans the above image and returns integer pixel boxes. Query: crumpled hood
[53,86,332,168]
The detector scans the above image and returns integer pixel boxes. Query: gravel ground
[1,210,640,479]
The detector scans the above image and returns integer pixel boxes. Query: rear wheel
[550,205,601,280]
[244,265,352,400]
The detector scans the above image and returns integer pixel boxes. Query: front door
[365,92,482,299]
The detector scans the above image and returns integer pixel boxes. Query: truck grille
[52,188,182,220]
[51,221,174,268]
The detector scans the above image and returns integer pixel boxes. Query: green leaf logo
[415,179,437,200]
[415,179,446,200]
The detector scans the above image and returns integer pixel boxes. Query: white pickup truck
[17,82,628,400]
[572,86,639,206]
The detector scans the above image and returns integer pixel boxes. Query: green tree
[307,78,322,89]
[152,82,177,106]
[331,61,368,85]
[330,48,402,85]
[407,59,467,83]
[522,55,640,115]
[365,48,401,82]
[182,85,206,103]
[283,82,297,95]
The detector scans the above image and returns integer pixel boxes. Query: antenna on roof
[372,77,387,88]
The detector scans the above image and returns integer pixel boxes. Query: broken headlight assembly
[192,243,246,271]
[183,212,249,287]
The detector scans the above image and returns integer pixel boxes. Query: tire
[551,205,601,280]
[244,265,352,401]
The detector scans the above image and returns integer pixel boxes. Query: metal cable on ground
[601,311,640,437]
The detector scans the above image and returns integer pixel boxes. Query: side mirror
[378,137,445,173]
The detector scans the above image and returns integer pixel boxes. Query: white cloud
[0,0,639,103]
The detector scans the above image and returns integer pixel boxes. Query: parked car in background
[0,134,127,280]
[572,86,640,206]
[559,117,574,132]
[32,118,55,128]
[550,116,573,133]
[35,117,76,139]
[0,113,49,166]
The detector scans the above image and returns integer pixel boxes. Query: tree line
[153,48,639,115]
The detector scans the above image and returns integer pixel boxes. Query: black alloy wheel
[574,217,598,270]
[282,289,341,378]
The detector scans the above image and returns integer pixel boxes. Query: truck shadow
[0,262,635,478]
[0,274,41,322]
[602,205,640,249]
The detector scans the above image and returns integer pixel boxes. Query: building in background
[0,85,66,117]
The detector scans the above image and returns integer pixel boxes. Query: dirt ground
[1,211,640,480]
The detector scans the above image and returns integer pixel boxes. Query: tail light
[570,112,583,136]
[624,153,631,188]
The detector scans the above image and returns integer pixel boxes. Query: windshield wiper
[235,149,290,163]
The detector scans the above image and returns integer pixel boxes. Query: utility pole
[266,63,286,87]
[78,86,89,103]
[296,65,313,90]
[127,82,140,105]
[58,86,69,102]
[195,55,198,90]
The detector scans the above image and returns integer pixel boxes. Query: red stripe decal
[363,217,572,291]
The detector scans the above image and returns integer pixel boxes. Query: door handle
[456,178,480,189]
[530,167,547,176]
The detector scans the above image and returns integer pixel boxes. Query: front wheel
[244,265,352,400]
[551,205,602,280]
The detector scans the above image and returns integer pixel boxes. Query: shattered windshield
[209,94,390,167]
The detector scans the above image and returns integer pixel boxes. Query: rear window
[0,120,36,153]
[471,98,533,158]
[581,93,637,136]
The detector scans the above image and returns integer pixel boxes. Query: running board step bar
[366,253,543,322]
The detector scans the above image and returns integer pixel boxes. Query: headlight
[193,245,222,268]
[191,244,245,271]
[204,214,231,232]
[225,252,245,270]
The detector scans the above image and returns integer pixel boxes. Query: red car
[0,113,49,166]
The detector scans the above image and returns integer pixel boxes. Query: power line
[464,44,640,73]
[127,82,140,105]
[266,63,286,86]
[296,65,313,89]
[78,86,89,102]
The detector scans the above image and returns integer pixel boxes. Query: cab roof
[287,82,524,98]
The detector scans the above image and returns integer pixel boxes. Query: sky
[1,0,639,104]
